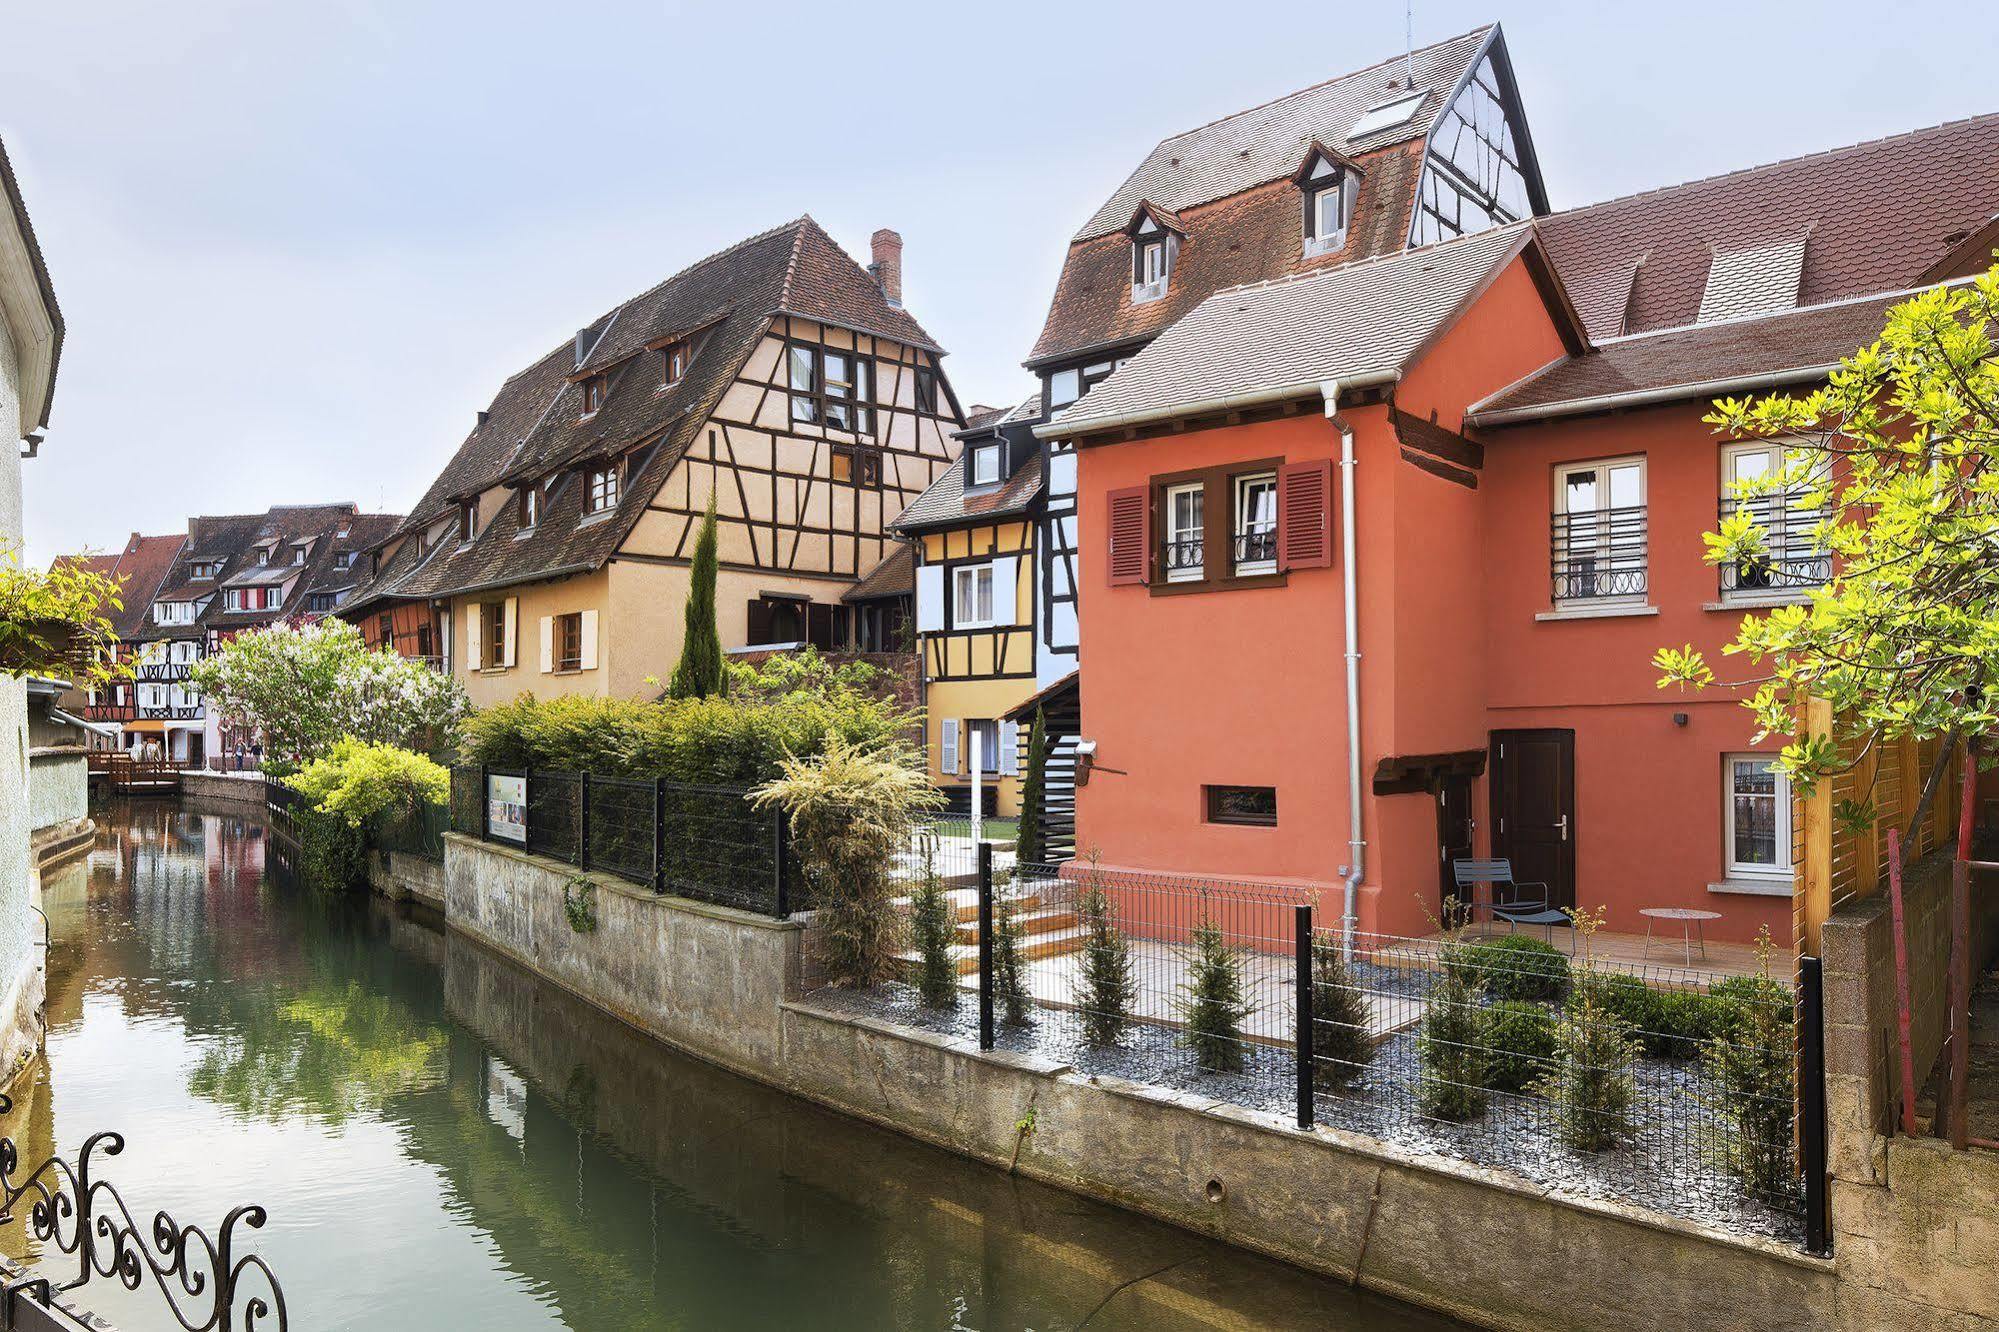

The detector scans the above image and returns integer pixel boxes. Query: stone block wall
[26,749,85,833]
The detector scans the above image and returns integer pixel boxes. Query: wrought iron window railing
[1550,504,1648,602]
[1717,491,1831,594]
[1163,533,1204,579]
[1234,525,1277,569]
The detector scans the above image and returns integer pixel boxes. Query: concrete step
[898,922,1090,976]
[953,906,1076,945]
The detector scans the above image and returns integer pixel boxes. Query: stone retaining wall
[177,770,269,808]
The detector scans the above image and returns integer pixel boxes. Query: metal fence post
[652,778,666,894]
[772,808,790,918]
[478,765,489,840]
[577,771,591,869]
[1798,954,1832,1257]
[977,841,994,1052]
[521,765,533,855]
[1295,903,1314,1131]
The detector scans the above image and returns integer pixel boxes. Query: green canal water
[5,803,1464,1331]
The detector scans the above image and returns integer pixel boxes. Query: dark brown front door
[1436,774,1476,914]
[1490,729,1575,912]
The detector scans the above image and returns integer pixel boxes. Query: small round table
[1639,907,1722,964]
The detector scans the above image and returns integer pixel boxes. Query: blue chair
[1451,859,1570,947]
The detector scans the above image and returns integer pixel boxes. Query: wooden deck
[85,753,182,794]
[1377,923,1773,986]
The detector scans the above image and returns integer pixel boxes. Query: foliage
[1701,932,1796,1195]
[1073,853,1135,1046]
[1016,707,1050,864]
[994,887,1032,1026]
[668,495,726,700]
[563,877,599,934]
[1539,909,1639,1151]
[909,840,959,1008]
[1180,914,1252,1074]
[1310,932,1374,1084]
[1481,1000,1558,1095]
[1445,934,1571,1002]
[752,739,940,988]
[295,808,367,893]
[190,619,468,771]
[463,658,913,787]
[1418,958,1489,1121]
[1653,265,1999,807]
[285,739,450,828]
[5,552,123,688]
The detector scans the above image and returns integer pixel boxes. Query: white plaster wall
[0,310,32,1004]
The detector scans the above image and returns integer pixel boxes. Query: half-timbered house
[56,532,186,745]
[345,218,965,705]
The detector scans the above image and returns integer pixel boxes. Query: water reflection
[10,803,1462,1331]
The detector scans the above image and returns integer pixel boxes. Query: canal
[6,803,1465,1331]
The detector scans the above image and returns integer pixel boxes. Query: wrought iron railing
[1716,492,1831,594]
[1234,525,1276,569]
[1550,504,1648,602]
[0,1093,287,1330]
[1163,533,1204,580]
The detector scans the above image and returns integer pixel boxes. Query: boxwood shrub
[1446,934,1571,1001]
[1481,999,1558,1094]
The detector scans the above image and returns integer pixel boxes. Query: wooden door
[1490,729,1575,911]
[1435,773,1476,915]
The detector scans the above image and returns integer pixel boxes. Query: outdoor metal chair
[1451,858,1570,948]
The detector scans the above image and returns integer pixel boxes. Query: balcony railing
[1551,504,1648,602]
[1163,532,1204,580]
[1717,491,1831,594]
[135,662,193,682]
[1234,525,1276,570]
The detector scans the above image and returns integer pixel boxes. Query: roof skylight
[1348,90,1427,139]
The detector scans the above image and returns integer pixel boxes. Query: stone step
[898,922,1090,976]
[953,907,1076,945]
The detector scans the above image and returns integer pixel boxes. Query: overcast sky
[5,1,1994,565]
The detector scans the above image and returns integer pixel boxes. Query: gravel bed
[808,979,1804,1246]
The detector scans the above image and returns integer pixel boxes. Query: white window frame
[967,719,1001,776]
[1551,455,1647,606]
[970,443,1001,487]
[952,563,996,629]
[1233,472,1278,575]
[585,465,620,515]
[1720,439,1828,602]
[1133,237,1170,303]
[1164,481,1204,583]
[1723,753,1793,878]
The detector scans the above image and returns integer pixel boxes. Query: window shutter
[502,597,519,667]
[1107,486,1151,586]
[538,616,554,673]
[1277,460,1335,570]
[916,564,945,632]
[940,718,959,775]
[578,610,599,670]
[991,555,1019,626]
[465,604,483,670]
[999,721,1020,776]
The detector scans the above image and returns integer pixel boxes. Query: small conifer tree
[994,880,1033,1026]
[1701,929,1795,1195]
[668,495,726,700]
[1311,932,1375,1085]
[1182,914,1252,1074]
[1539,907,1639,1152]
[1074,853,1135,1046]
[910,839,959,1008]
[1015,707,1050,864]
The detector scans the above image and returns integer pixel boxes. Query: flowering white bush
[189,619,468,770]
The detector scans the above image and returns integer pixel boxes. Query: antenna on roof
[1404,1,1414,88]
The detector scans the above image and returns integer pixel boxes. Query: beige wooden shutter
[940,718,959,775]
[999,721,1020,776]
[579,610,599,670]
[465,603,483,670]
[502,597,519,667]
[538,617,554,673]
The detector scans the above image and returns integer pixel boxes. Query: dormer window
[969,443,1002,487]
[459,501,477,543]
[292,542,310,565]
[255,548,270,566]
[333,551,356,572]
[189,560,221,580]
[1296,145,1360,258]
[585,464,620,515]
[581,374,607,416]
[1126,204,1179,305]
[660,342,689,387]
[518,484,541,530]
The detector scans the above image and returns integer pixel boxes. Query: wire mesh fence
[375,801,448,862]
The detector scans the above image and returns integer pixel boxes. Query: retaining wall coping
[442,831,802,933]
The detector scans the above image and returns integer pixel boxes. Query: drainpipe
[1321,380,1364,958]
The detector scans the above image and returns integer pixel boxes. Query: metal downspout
[1320,381,1364,957]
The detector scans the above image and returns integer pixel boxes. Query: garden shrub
[1481,999,1557,1094]
[1418,962,1488,1121]
[1701,933,1796,1196]
[1310,933,1374,1085]
[1073,856,1134,1047]
[1447,934,1570,1001]
[994,889,1032,1027]
[1540,909,1639,1151]
[909,842,958,1008]
[285,739,450,894]
[1181,916,1252,1074]
[753,740,941,988]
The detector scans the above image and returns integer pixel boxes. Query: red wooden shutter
[1277,460,1335,570]
[1107,485,1152,586]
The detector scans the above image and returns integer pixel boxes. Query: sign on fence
[487,773,527,843]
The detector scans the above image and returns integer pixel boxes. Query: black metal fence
[448,766,797,917]
[375,801,448,862]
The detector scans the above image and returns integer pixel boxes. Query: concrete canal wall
[441,832,1842,1332]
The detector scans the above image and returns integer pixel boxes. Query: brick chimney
[870,228,904,309]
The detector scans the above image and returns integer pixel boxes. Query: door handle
[1557,815,1569,842]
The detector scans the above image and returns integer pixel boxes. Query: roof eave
[1467,362,1841,428]
[1035,368,1401,442]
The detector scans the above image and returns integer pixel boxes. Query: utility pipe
[1321,380,1365,958]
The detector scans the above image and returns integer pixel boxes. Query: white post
[970,727,983,845]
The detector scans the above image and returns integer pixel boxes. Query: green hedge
[1482,999,1557,1094]
[1446,935,1571,1001]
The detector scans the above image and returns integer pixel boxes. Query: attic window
[189,560,222,580]
[518,485,541,530]
[660,342,689,388]
[1301,155,1357,258]
[581,375,607,416]
[1348,90,1426,139]
[969,443,1002,487]
[915,367,938,416]
[333,551,356,571]
[1132,232,1171,304]
[585,464,621,515]
[788,343,875,434]
[459,501,477,543]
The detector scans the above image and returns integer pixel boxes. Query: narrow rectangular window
[1234,472,1278,574]
[663,343,688,385]
[915,367,938,415]
[483,602,506,667]
[1164,481,1204,582]
[556,613,583,671]
[1205,785,1277,826]
[953,564,995,628]
[519,485,540,529]
[970,443,1001,486]
[1725,755,1792,876]
[1719,440,1829,598]
[788,344,819,423]
[1551,456,1646,604]
[581,375,606,415]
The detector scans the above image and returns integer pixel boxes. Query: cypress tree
[668,495,726,699]
[1016,706,1049,864]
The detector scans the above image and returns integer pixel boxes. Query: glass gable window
[1720,441,1830,597]
[788,344,873,434]
[1551,457,1646,604]
[952,564,995,628]
[1412,54,1533,246]
[1234,473,1278,574]
[1725,755,1792,876]
[1164,482,1204,582]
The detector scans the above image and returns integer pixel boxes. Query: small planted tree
[1074,853,1135,1046]
[994,883,1033,1026]
[1015,707,1050,865]
[668,495,726,700]
[1701,929,1796,1196]
[1418,958,1489,1121]
[1311,932,1374,1086]
[1181,914,1252,1074]
[909,839,958,1008]
[1540,908,1639,1152]
[753,739,942,988]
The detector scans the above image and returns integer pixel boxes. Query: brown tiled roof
[891,449,1044,533]
[353,217,944,608]
[843,542,913,603]
[53,534,188,641]
[1539,114,1999,341]
[0,135,62,428]
[1466,285,1924,425]
[136,504,400,639]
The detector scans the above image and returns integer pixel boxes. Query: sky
[4,0,1995,565]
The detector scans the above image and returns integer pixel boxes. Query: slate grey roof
[1074,26,1494,241]
[890,447,1045,533]
[1044,223,1542,437]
